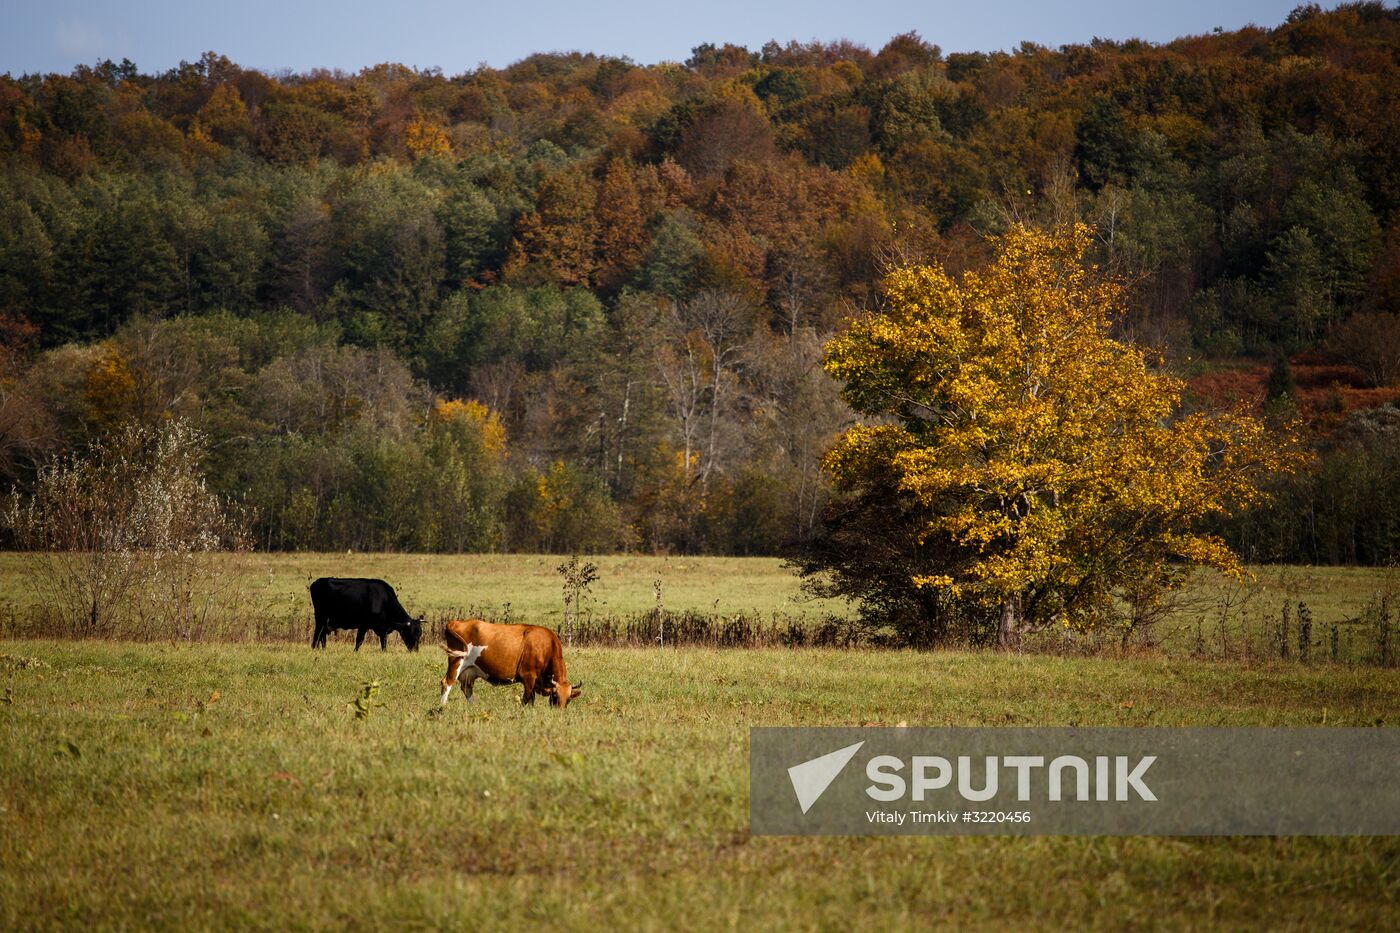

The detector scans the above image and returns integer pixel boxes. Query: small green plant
[558,555,600,648]
[348,680,383,720]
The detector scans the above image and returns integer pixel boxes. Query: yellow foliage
[711,82,768,114]
[673,447,699,475]
[405,117,452,159]
[606,88,672,128]
[848,152,885,189]
[186,121,220,159]
[831,60,864,88]
[535,461,575,531]
[82,346,137,431]
[195,83,251,145]
[823,224,1305,630]
[431,398,507,456]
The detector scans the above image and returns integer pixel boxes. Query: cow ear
[572,683,583,696]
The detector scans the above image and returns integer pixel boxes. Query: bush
[4,420,251,639]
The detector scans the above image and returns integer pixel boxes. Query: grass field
[2,640,1398,929]
[0,552,846,632]
[2,552,1397,661]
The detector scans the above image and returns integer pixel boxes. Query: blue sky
[3,1,1315,76]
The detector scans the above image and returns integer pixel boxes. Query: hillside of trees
[1,2,1398,560]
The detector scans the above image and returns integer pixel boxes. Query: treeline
[1,3,1399,556]
[1216,403,1400,565]
[0,309,835,552]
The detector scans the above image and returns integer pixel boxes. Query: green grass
[1,553,1397,658]
[2,640,1399,929]
[0,552,846,632]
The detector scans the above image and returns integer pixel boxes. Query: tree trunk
[998,596,1020,652]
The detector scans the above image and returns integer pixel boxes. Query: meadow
[1,552,1396,661]
[2,640,1399,930]
[0,552,843,635]
[2,555,1399,928]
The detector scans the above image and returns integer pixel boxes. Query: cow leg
[354,628,367,651]
[440,657,462,706]
[519,671,537,706]
[459,666,480,703]
[379,630,388,651]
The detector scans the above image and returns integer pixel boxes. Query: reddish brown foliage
[1188,353,1400,422]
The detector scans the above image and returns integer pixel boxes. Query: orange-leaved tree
[821,224,1303,648]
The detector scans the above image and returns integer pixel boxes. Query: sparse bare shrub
[1297,601,1313,662]
[4,419,251,639]
[1367,593,1393,666]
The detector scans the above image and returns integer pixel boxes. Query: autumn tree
[193,83,253,149]
[593,157,647,292]
[815,225,1300,647]
[422,398,508,551]
[0,315,55,480]
[506,165,597,285]
[675,94,775,180]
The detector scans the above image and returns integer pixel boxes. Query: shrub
[4,419,251,639]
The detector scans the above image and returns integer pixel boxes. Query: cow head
[546,680,583,709]
[401,617,424,651]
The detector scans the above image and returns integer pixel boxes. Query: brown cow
[440,619,583,709]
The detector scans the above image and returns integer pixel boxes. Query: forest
[1,2,1398,561]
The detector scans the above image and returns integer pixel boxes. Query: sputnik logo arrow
[788,740,865,814]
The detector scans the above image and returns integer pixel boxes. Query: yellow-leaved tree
[820,224,1302,648]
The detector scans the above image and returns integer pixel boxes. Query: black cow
[309,578,424,651]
